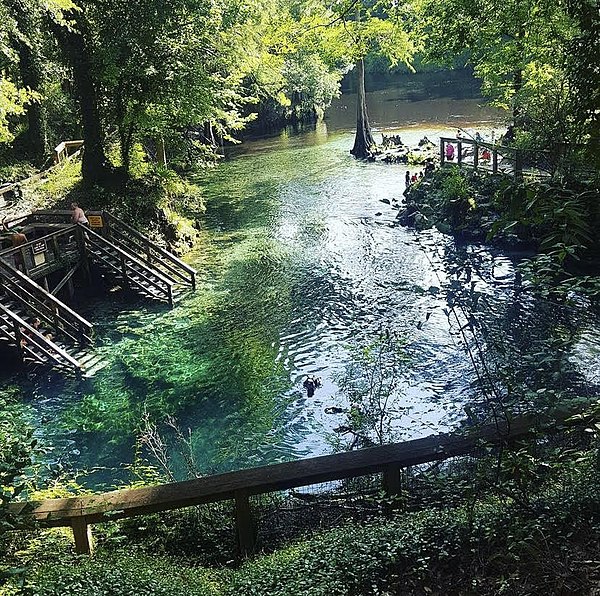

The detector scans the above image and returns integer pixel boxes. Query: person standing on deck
[405,171,411,187]
[71,202,89,226]
[10,229,28,271]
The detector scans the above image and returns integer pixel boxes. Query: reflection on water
[326,92,502,133]
[3,96,599,489]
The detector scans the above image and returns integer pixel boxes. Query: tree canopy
[0,0,595,181]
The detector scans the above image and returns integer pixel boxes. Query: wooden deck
[0,210,196,374]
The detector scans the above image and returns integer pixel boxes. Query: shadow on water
[3,96,600,489]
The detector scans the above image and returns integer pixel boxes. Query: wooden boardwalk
[0,210,196,374]
[439,137,554,178]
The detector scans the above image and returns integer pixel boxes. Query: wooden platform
[0,210,196,375]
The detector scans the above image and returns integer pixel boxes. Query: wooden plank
[0,256,93,342]
[0,304,84,370]
[103,212,196,278]
[18,418,534,526]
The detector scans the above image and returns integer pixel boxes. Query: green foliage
[0,387,37,587]
[0,388,36,515]
[23,551,224,596]
[335,331,411,448]
[0,78,35,144]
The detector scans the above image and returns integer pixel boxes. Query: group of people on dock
[405,170,424,187]
[444,129,494,163]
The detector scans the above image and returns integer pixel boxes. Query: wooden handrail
[84,226,175,288]
[82,226,174,306]
[0,254,93,343]
[8,415,537,556]
[27,210,196,290]
[104,211,195,275]
[0,303,83,371]
[102,211,196,288]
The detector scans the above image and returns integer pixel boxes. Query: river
[3,90,599,490]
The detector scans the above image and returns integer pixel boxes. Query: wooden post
[235,489,255,557]
[492,149,499,174]
[382,465,401,514]
[74,226,91,284]
[71,517,94,555]
[14,323,24,360]
[514,149,523,179]
[19,247,28,276]
[102,211,111,239]
[440,138,445,166]
[120,255,129,289]
[473,142,479,170]
[457,141,463,166]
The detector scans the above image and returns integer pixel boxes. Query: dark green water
[5,94,599,489]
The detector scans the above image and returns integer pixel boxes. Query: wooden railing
[53,140,84,164]
[440,137,525,177]
[102,212,196,290]
[0,303,83,371]
[9,416,536,556]
[0,251,93,345]
[83,225,175,307]
[28,210,196,291]
[0,224,80,280]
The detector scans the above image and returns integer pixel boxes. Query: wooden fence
[53,140,84,164]
[9,416,537,556]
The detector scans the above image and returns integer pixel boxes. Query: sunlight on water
[4,95,598,489]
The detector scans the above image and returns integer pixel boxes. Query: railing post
[102,210,111,239]
[71,517,94,555]
[457,141,463,166]
[74,225,91,285]
[440,138,445,166]
[235,489,255,557]
[473,142,479,170]
[492,149,499,174]
[120,255,129,289]
[383,464,402,514]
[514,149,523,179]
[14,322,24,360]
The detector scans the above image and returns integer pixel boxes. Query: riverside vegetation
[1,0,600,594]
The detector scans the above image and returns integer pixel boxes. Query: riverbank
[1,157,203,255]
[398,166,600,273]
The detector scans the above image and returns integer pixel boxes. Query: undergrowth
[3,442,599,596]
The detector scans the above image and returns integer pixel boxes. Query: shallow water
[4,94,599,489]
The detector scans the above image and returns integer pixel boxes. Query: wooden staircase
[0,210,197,374]
[84,226,178,307]
[101,212,196,303]
[0,260,95,374]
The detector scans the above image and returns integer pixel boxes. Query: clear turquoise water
[9,95,597,490]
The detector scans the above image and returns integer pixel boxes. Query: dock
[0,210,196,375]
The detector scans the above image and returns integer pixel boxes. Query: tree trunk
[156,137,167,167]
[512,68,523,128]
[350,58,375,159]
[49,11,111,186]
[13,8,46,161]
